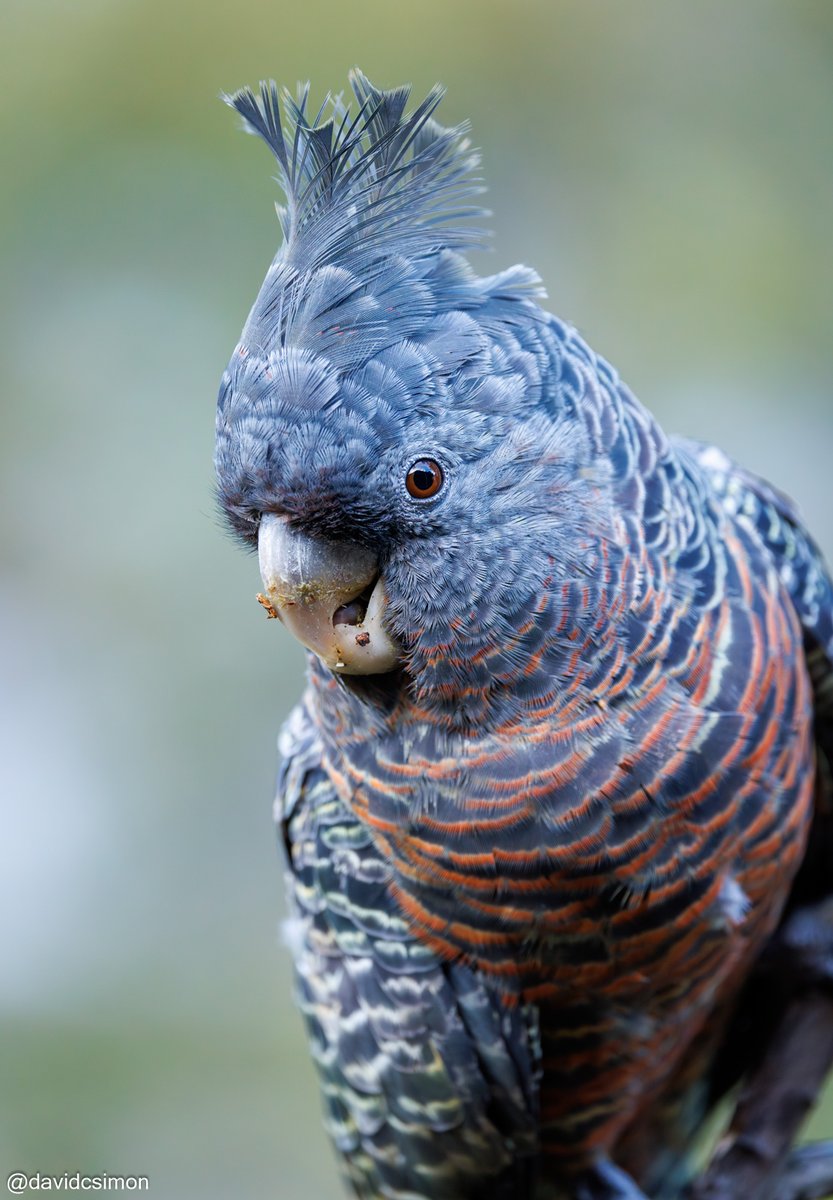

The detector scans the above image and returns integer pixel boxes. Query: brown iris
[405,458,444,499]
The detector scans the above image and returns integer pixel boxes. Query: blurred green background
[2,2,832,1197]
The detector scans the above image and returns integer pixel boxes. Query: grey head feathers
[215,72,550,549]
[218,70,544,395]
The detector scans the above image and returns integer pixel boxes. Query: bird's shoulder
[673,437,833,904]
[673,436,833,684]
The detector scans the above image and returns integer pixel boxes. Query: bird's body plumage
[216,73,833,1198]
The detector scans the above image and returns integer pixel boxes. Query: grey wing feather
[277,701,541,1200]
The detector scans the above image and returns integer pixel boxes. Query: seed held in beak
[257,514,400,675]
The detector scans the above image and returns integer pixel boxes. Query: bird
[214,71,833,1200]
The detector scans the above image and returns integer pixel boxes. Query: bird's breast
[316,572,815,1008]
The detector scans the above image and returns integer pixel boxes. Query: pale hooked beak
[256,513,400,675]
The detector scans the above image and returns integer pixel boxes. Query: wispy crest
[223,69,487,270]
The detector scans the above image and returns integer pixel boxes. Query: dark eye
[405,458,444,500]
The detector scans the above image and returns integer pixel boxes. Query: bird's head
[216,73,616,724]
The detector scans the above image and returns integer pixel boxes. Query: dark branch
[691,990,833,1200]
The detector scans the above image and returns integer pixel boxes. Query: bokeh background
[2,2,832,1197]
